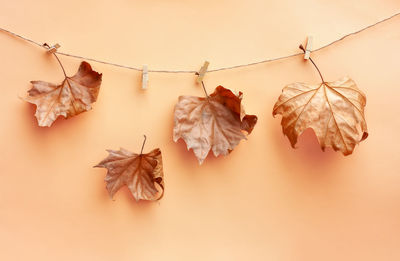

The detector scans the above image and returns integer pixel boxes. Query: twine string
[1,11,399,74]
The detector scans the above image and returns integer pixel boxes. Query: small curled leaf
[95,148,164,201]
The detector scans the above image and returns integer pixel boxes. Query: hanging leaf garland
[94,136,164,202]
[272,45,368,155]
[173,83,257,164]
[25,55,102,127]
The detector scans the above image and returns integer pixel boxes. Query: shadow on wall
[23,101,94,135]
[271,123,341,174]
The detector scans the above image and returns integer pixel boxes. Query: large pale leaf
[25,61,102,127]
[273,76,368,155]
[173,86,257,164]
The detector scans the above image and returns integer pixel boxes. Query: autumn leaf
[25,61,102,127]
[210,86,258,134]
[94,137,164,201]
[273,76,368,155]
[173,85,257,164]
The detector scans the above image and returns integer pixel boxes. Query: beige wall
[1,0,400,260]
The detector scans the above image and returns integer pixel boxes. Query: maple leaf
[94,137,164,201]
[210,86,258,134]
[273,76,368,155]
[173,85,257,164]
[25,61,102,127]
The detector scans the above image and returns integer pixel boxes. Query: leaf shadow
[120,187,163,216]
[295,128,338,165]
[23,102,92,136]
[172,138,229,168]
[271,122,340,174]
[95,184,159,215]
[173,139,202,165]
[93,169,110,202]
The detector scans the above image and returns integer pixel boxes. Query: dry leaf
[273,76,368,155]
[95,147,164,201]
[210,86,258,134]
[173,85,257,164]
[25,61,102,127]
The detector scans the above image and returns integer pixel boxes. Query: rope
[1,11,399,73]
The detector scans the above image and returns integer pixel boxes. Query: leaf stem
[299,44,325,83]
[43,43,67,78]
[52,53,67,78]
[140,135,147,154]
[201,81,210,100]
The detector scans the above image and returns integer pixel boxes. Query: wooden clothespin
[142,65,148,90]
[47,43,60,54]
[304,36,313,60]
[196,61,209,83]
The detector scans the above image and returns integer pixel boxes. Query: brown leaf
[25,61,102,127]
[210,86,258,134]
[273,76,368,155]
[173,85,257,164]
[94,148,164,201]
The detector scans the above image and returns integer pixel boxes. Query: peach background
[1,0,400,260]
